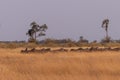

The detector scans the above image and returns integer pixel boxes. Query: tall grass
[0,49,120,80]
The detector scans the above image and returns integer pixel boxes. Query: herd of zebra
[21,47,120,53]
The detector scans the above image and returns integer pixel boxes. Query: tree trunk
[106,30,110,42]
[34,32,37,42]
[106,30,108,39]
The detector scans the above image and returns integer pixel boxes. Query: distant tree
[80,36,84,41]
[92,40,97,43]
[78,36,89,43]
[102,19,110,42]
[26,21,48,42]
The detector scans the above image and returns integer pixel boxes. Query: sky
[0,0,120,41]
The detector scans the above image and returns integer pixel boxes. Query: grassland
[0,48,120,80]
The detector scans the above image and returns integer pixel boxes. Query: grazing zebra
[21,48,28,53]
[52,48,68,53]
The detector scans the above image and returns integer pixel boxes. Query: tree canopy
[26,21,48,43]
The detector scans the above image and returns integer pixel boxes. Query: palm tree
[102,19,109,40]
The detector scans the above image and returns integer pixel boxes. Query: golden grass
[0,48,120,80]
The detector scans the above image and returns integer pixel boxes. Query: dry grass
[0,48,120,80]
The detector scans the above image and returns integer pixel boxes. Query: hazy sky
[0,0,120,41]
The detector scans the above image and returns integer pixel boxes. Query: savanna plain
[0,48,120,80]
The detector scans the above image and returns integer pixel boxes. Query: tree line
[26,19,111,43]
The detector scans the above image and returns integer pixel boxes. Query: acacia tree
[26,21,48,42]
